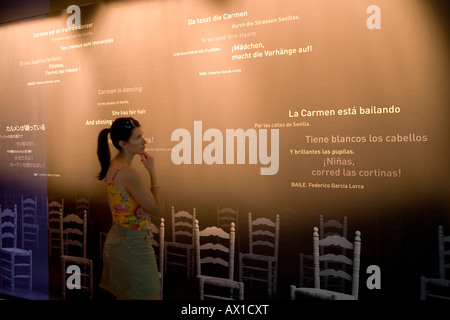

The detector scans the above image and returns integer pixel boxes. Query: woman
[97,117,161,300]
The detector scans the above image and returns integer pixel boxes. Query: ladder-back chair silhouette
[62,210,87,258]
[195,220,244,300]
[0,204,33,291]
[291,227,361,300]
[299,215,348,290]
[21,195,39,250]
[165,206,196,278]
[239,213,280,296]
[48,199,64,257]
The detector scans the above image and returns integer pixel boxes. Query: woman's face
[122,126,146,155]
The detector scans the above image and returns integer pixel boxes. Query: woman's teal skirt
[100,224,161,299]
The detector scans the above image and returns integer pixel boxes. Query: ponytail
[97,128,111,180]
[97,117,140,180]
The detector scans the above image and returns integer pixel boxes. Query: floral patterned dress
[105,166,150,230]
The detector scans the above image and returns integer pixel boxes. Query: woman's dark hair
[97,117,141,180]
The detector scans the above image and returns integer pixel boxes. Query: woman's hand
[140,152,155,172]
[135,206,151,220]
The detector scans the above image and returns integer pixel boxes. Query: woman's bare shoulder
[115,165,140,182]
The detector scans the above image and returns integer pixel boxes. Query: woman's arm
[120,165,161,216]
[141,153,161,211]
